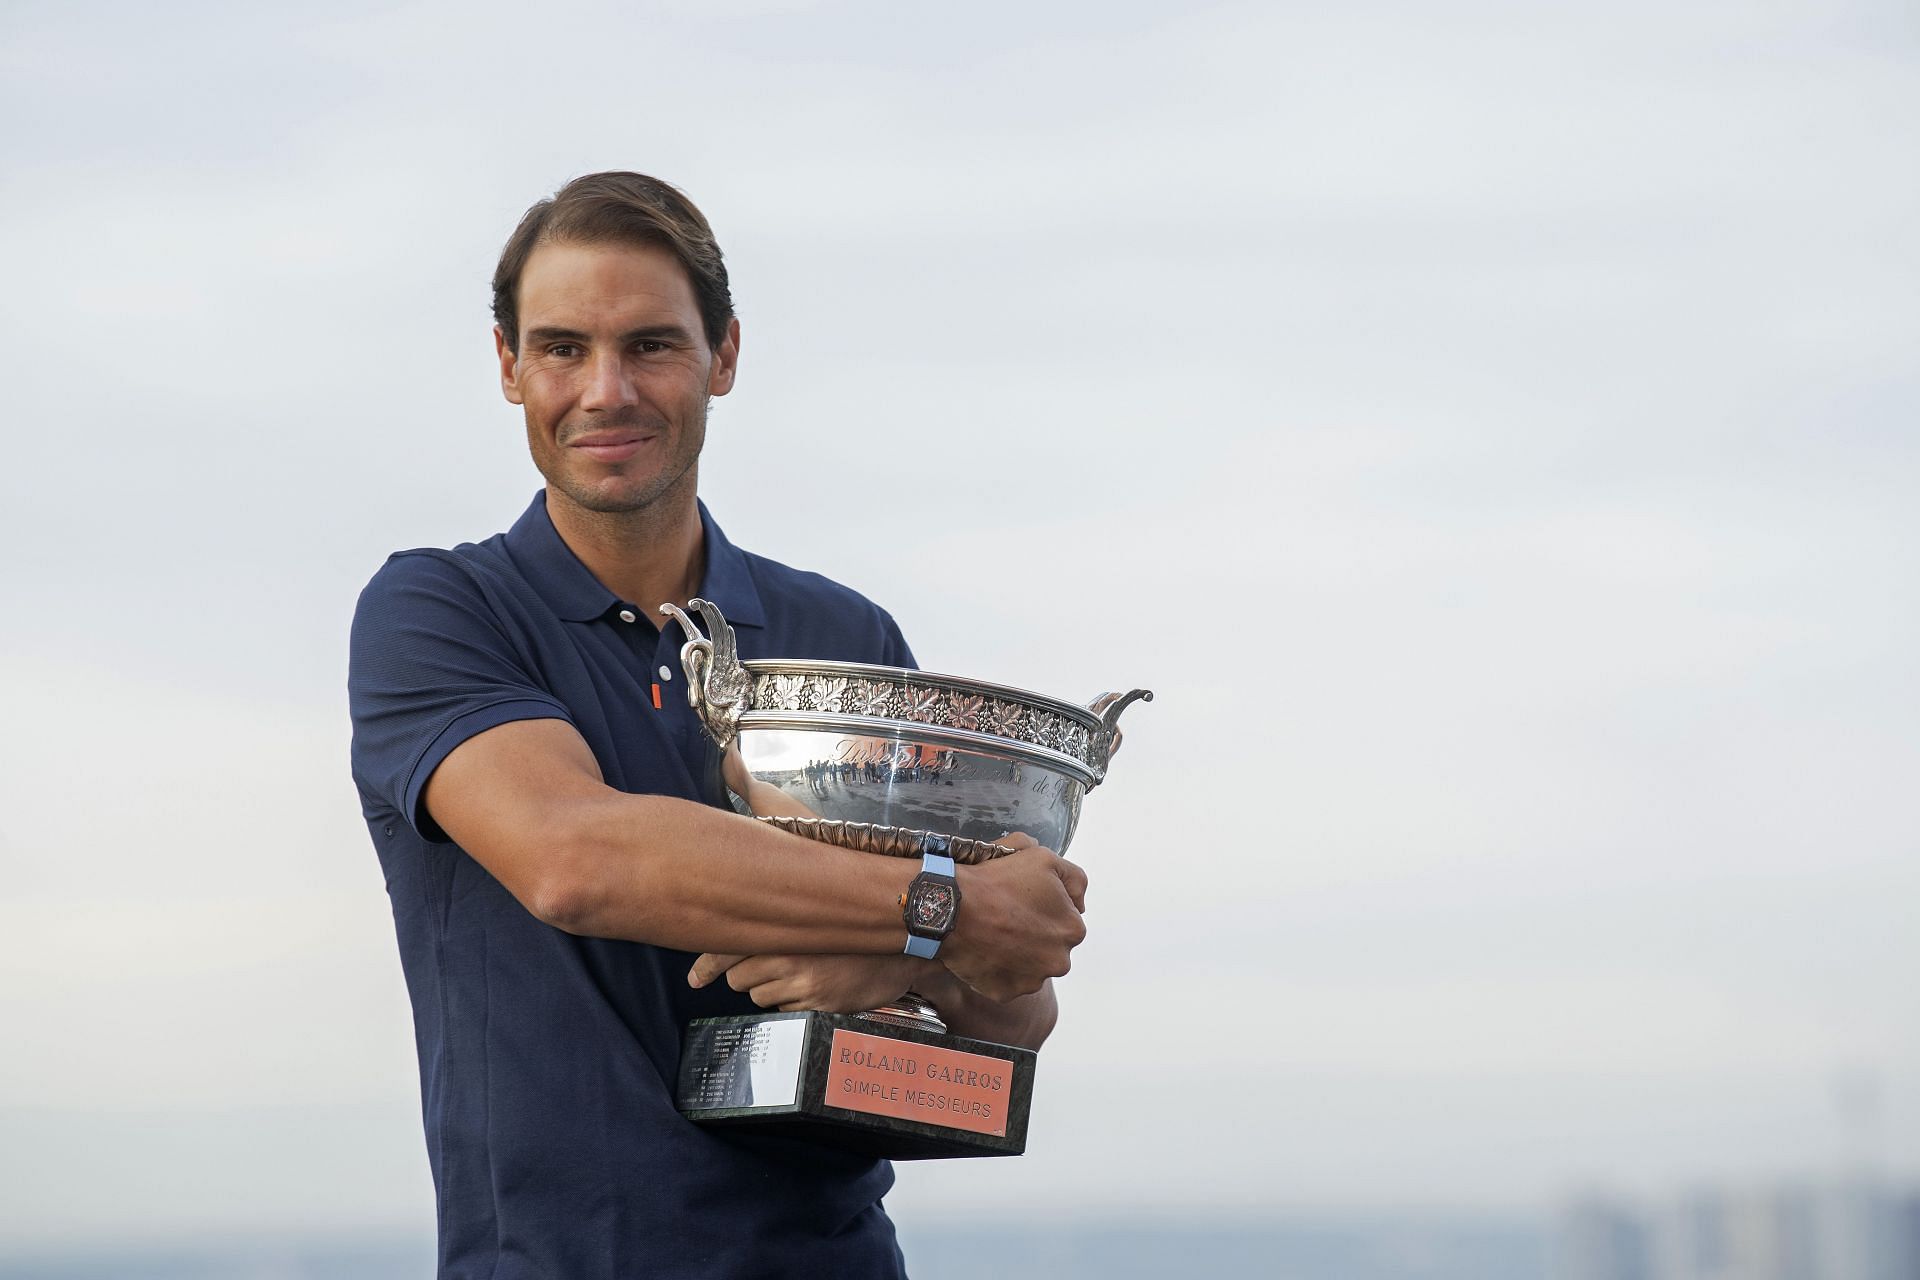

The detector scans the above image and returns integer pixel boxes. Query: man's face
[496,239,739,517]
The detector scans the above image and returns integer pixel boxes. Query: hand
[720,743,822,820]
[940,842,1087,1003]
[720,744,750,798]
[689,951,920,1013]
[1087,691,1134,758]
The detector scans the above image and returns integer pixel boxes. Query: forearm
[528,791,917,955]
[910,961,1059,1050]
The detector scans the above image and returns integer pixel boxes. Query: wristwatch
[902,847,960,959]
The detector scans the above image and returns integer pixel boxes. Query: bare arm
[719,743,820,821]
[686,953,1061,1050]
[918,967,1059,1049]
[423,717,1087,991]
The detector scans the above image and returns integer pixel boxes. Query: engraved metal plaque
[678,1014,807,1113]
[824,1028,1014,1138]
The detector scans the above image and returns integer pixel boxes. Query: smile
[569,434,657,464]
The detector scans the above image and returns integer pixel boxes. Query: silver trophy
[660,598,1150,1158]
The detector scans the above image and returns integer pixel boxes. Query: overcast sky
[1,0,1916,1249]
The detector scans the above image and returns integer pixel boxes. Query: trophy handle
[1085,688,1153,784]
[658,598,755,750]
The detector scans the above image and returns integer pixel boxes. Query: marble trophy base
[677,1010,1036,1159]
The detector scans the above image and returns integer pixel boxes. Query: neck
[544,481,706,620]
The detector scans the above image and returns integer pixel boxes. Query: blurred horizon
[3,1177,1918,1280]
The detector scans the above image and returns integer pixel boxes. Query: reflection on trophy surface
[723,730,1087,869]
[660,597,1151,1157]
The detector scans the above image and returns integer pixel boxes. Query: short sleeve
[349,551,572,841]
[877,609,917,671]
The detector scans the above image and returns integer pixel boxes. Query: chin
[551,473,668,515]
[540,449,698,517]
[566,487,656,515]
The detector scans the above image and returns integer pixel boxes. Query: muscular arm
[424,717,1086,996]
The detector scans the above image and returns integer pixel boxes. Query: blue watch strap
[902,850,960,957]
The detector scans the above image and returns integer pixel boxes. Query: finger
[748,978,799,1009]
[725,956,781,993]
[751,970,821,1011]
[688,953,747,988]
[998,831,1041,851]
[721,745,749,796]
[1055,857,1088,912]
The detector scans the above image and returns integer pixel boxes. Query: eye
[546,342,582,358]
[633,339,667,354]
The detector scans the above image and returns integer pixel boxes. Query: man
[348,172,1089,1278]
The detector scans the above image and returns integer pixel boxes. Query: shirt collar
[694,500,767,629]
[505,490,766,628]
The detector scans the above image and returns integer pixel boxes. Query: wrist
[936,862,980,961]
[901,848,959,958]
[905,955,962,1004]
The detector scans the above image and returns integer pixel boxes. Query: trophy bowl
[660,599,1151,863]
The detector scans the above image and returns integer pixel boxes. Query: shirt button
[658,665,674,682]
[618,609,638,624]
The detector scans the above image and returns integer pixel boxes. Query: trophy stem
[857,990,947,1034]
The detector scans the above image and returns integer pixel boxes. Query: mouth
[567,432,658,464]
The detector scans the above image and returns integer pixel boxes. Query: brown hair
[492,172,734,354]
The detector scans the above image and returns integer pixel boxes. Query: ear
[494,325,524,405]
[707,317,741,397]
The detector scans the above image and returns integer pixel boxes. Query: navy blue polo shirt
[348,491,917,1280]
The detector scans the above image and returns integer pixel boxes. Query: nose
[578,350,638,412]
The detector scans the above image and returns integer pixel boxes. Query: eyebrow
[524,324,695,345]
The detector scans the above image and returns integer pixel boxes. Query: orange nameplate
[825,1029,1012,1137]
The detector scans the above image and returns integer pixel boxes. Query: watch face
[910,879,957,933]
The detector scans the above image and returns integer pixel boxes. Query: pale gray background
[1,0,1915,1253]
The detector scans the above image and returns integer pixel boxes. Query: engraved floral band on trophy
[659,598,1150,1159]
